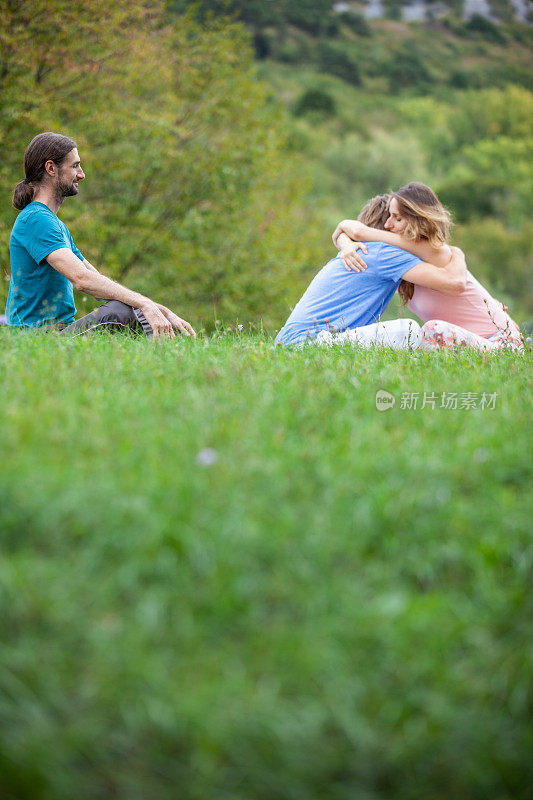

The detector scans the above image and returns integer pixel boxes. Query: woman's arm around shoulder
[333,220,452,268]
[402,246,467,295]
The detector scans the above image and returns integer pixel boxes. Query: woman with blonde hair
[333,182,522,351]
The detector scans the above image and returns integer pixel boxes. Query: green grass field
[1,329,532,800]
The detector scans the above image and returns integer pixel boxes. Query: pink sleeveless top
[407,272,520,338]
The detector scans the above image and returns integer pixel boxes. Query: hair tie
[23,178,30,184]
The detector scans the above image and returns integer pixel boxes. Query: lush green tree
[168,0,285,28]
[385,43,436,94]
[318,41,362,86]
[0,1,327,328]
[465,13,507,44]
[455,219,533,314]
[0,0,153,303]
[284,0,337,36]
[294,88,336,117]
[438,137,533,225]
[337,11,371,37]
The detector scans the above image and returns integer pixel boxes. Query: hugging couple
[275,182,522,352]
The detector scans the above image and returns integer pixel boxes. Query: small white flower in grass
[196,447,219,467]
[237,324,243,331]
[435,486,451,505]
[474,448,489,463]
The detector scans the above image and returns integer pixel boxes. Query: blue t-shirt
[275,242,421,346]
[6,202,83,327]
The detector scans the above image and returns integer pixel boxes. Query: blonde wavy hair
[393,182,452,306]
[393,182,451,247]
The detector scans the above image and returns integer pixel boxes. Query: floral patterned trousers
[420,319,523,352]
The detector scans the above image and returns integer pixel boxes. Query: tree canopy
[0,0,323,328]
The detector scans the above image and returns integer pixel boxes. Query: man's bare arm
[47,248,195,338]
[82,258,100,274]
[81,259,194,336]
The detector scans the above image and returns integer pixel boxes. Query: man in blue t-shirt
[275,196,466,347]
[6,132,195,339]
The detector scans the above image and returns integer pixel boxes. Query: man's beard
[55,176,78,203]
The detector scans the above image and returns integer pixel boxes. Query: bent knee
[421,319,444,335]
[97,301,136,325]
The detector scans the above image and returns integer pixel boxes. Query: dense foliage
[0,0,324,329]
[169,0,341,35]
[1,331,531,799]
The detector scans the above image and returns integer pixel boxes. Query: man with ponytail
[6,132,195,339]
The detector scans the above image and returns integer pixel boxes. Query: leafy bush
[486,62,533,91]
[275,33,314,64]
[318,41,362,85]
[401,86,532,170]
[448,68,481,89]
[488,0,514,22]
[438,175,496,222]
[168,0,285,28]
[384,43,436,94]
[439,137,533,225]
[338,11,372,37]
[294,88,336,117]
[285,0,337,36]
[454,219,533,314]
[465,13,507,44]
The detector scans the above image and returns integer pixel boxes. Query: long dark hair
[13,132,77,210]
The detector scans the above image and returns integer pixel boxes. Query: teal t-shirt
[6,202,83,327]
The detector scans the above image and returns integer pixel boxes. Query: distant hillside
[169,1,532,93]
[259,16,532,94]
[169,0,532,32]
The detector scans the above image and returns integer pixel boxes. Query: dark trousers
[60,301,153,339]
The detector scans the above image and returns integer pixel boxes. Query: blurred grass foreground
[0,330,531,799]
